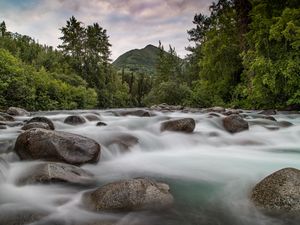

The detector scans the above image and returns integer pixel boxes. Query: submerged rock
[161,118,195,133]
[14,128,100,165]
[223,114,249,133]
[27,117,55,130]
[251,168,300,213]
[84,114,101,121]
[17,162,95,186]
[258,109,277,116]
[64,115,86,125]
[96,122,107,127]
[103,134,139,152]
[21,122,51,131]
[6,107,30,116]
[82,178,174,212]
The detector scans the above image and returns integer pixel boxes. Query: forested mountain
[113,44,161,74]
[0,0,299,110]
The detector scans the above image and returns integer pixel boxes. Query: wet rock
[6,121,24,127]
[223,109,242,116]
[262,116,277,121]
[207,112,221,118]
[258,109,277,115]
[17,162,95,186]
[6,107,30,116]
[27,117,55,130]
[14,128,100,165]
[0,139,15,153]
[96,122,107,127]
[202,106,225,113]
[0,112,15,121]
[64,115,86,125]
[223,114,249,133]
[278,121,294,128]
[103,134,139,152]
[251,168,300,212]
[0,124,6,129]
[82,178,174,212]
[115,109,152,117]
[161,118,195,133]
[21,122,51,131]
[84,114,101,121]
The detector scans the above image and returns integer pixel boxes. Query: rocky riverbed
[0,105,300,225]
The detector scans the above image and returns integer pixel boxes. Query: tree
[0,21,6,37]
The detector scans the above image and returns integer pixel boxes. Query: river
[0,109,299,225]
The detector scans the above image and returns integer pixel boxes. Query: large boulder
[26,117,55,130]
[21,122,51,131]
[251,168,300,212]
[82,178,174,212]
[223,114,249,133]
[64,115,86,125]
[6,107,30,116]
[160,118,195,133]
[14,128,100,165]
[17,162,95,186]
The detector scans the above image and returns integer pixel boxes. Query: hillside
[113,44,161,74]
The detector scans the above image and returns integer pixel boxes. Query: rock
[17,162,95,186]
[258,109,277,115]
[115,110,152,117]
[251,168,300,213]
[64,115,86,125]
[262,115,277,121]
[6,107,30,116]
[0,112,15,121]
[103,134,139,152]
[161,118,195,133]
[0,124,6,129]
[223,114,249,133]
[96,122,107,127]
[21,122,51,131]
[0,139,15,153]
[278,121,293,128]
[82,178,174,212]
[84,114,101,121]
[27,117,55,130]
[210,106,225,113]
[14,128,100,165]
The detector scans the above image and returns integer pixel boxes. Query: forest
[0,0,299,110]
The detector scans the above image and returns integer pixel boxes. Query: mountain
[113,44,161,74]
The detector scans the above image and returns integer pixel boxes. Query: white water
[0,109,300,225]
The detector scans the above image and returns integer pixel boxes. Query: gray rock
[278,121,294,128]
[223,114,249,133]
[258,109,277,115]
[82,178,174,212]
[115,110,152,117]
[103,134,139,152]
[0,124,6,129]
[6,107,30,116]
[0,112,15,121]
[21,122,51,131]
[161,118,195,133]
[64,115,86,125]
[14,128,100,165]
[84,114,101,121]
[96,122,107,127]
[251,168,300,212]
[27,117,55,130]
[17,162,95,186]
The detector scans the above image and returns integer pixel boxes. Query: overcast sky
[0,0,212,60]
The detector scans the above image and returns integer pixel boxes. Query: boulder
[103,134,139,152]
[96,122,107,127]
[82,178,174,212]
[115,109,152,117]
[6,107,30,116]
[84,114,101,121]
[278,121,294,128]
[258,109,277,115]
[21,122,51,131]
[26,117,55,130]
[223,115,249,133]
[14,128,100,165]
[17,162,95,186]
[161,118,195,133]
[251,168,300,212]
[0,112,15,121]
[64,115,86,125]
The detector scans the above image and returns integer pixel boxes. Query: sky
[0,0,212,60]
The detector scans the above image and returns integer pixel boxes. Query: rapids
[0,109,300,225]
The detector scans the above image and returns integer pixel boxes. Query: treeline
[148,0,300,109]
[1,0,299,110]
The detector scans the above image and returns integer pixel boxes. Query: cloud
[0,0,212,60]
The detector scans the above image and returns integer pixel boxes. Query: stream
[0,109,299,225]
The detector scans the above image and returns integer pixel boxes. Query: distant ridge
[113,44,161,74]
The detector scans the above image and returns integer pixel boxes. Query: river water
[0,109,299,225]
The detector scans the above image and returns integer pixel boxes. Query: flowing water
[0,109,300,225]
